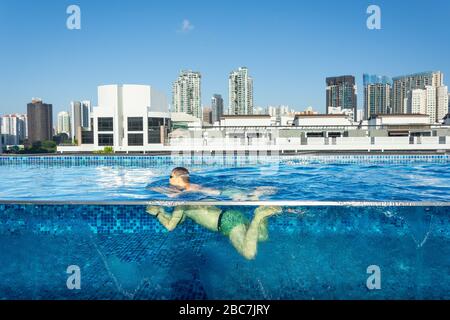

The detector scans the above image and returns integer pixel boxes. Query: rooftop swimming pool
[0,155,449,201]
[0,155,449,300]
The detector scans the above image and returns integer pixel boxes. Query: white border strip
[1,200,449,207]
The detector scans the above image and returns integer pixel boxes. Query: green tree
[41,140,57,152]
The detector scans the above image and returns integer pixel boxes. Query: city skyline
[1,0,450,117]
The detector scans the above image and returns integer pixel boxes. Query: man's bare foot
[254,206,282,219]
[146,206,162,216]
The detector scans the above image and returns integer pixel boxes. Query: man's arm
[189,184,221,196]
[149,186,182,198]
[200,187,221,196]
[146,206,185,231]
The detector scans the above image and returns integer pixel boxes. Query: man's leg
[228,206,281,259]
[258,219,269,241]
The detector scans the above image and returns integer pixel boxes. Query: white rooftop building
[368,114,431,126]
[170,112,202,128]
[57,84,170,153]
[294,114,354,126]
[220,115,273,127]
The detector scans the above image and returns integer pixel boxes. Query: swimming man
[146,204,281,260]
[150,167,277,201]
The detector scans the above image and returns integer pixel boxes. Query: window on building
[306,132,324,138]
[148,128,161,144]
[128,133,143,146]
[328,132,342,138]
[148,117,164,127]
[128,117,143,131]
[81,130,94,144]
[98,134,114,146]
[98,118,113,131]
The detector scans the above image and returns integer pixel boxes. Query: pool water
[0,155,449,300]
[0,157,449,201]
[1,203,449,300]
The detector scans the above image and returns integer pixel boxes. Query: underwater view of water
[1,203,449,300]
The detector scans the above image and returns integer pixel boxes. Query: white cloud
[178,19,194,33]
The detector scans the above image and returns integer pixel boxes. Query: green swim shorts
[218,209,248,236]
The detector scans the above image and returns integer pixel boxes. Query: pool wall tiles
[0,154,449,167]
[1,204,449,240]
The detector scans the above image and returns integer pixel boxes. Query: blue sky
[0,0,449,118]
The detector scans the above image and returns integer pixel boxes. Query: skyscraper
[326,75,357,121]
[363,74,392,120]
[202,107,213,125]
[408,89,427,114]
[0,114,27,145]
[393,71,448,123]
[392,71,444,114]
[57,111,71,135]
[27,98,53,143]
[448,93,450,114]
[437,86,449,122]
[71,100,91,143]
[172,70,202,119]
[211,94,224,123]
[228,67,253,115]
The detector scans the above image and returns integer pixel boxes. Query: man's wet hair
[171,167,190,183]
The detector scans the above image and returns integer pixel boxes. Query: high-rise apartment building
[211,94,224,123]
[57,111,71,135]
[172,70,202,119]
[363,74,392,120]
[408,89,427,115]
[406,85,448,123]
[71,100,91,143]
[0,114,27,145]
[326,76,357,121]
[395,71,448,123]
[27,98,53,143]
[392,71,445,114]
[448,93,450,114]
[437,86,449,122]
[202,107,213,125]
[228,67,253,115]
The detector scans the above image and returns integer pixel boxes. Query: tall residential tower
[0,114,27,145]
[363,74,392,120]
[57,111,71,135]
[392,71,448,123]
[71,100,91,144]
[211,94,224,123]
[27,98,53,143]
[326,75,357,121]
[172,70,202,119]
[228,67,253,115]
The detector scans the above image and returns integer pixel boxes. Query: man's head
[169,167,190,189]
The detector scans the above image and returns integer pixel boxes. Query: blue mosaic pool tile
[1,204,449,240]
[0,154,449,168]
